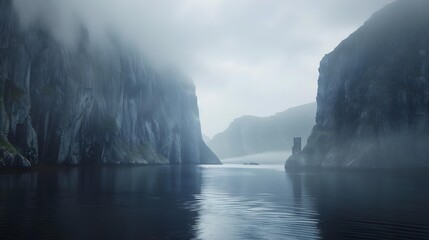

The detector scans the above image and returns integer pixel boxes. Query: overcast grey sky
[14,0,392,137]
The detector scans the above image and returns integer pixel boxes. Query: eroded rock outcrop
[286,1,429,170]
[0,0,220,167]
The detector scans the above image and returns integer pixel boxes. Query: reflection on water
[291,171,429,240]
[1,165,429,239]
[0,166,202,240]
[195,165,319,240]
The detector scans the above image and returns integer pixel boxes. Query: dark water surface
[1,165,429,240]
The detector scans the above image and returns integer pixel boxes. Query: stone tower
[292,137,302,155]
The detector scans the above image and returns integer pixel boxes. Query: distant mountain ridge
[208,103,316,159]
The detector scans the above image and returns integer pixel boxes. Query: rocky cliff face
[0,1,220,167]
[210,103,316,159]
[286,1,429,170]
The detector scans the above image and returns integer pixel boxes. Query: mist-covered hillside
[209,103,316,159]
[0,0,219,167]
[287,0,429,170]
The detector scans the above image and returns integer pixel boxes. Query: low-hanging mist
[0,0,220,167]
[13,0,392,137]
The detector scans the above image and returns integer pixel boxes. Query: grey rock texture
[0,1,220,167]
[209,103,316,159]
[286,1,429,170]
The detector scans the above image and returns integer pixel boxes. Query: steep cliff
[286,1,429,170]
[0,1,220,167]
[210,103,316,159]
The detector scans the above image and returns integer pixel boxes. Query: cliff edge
[286,1,429,170]
[0,0,220,167]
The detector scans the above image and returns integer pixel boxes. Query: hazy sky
[14,0,392,137]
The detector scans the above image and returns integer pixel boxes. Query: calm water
[1,164,429,240]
